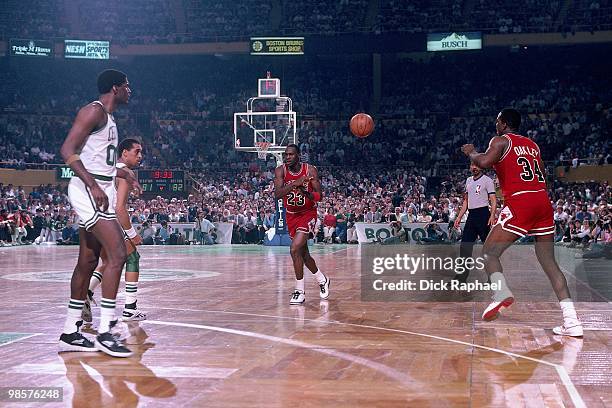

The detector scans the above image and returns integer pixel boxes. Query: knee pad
[126,250,140,272]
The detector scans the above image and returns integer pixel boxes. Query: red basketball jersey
[282,163,316,213]
[493,133,547,200]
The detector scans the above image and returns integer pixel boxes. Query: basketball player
[58,69,140,357]
[83,138,146,324]
[274,144,330,304]
[453,162,497,283]
[461,108,583,336]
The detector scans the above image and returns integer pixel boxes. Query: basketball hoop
[256,141,271,160]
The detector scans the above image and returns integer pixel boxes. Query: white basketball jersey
[79,101,118,177]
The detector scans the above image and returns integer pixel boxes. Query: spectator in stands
[0,209,11,246]
[31,208,45,242]
[9,209,32,245]
[323,209,337,243]
[140,221,156,245]
[335,207,347,243]
[156,220,171,244]
[417,209,432,223]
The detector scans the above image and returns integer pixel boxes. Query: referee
[453,162,497,283]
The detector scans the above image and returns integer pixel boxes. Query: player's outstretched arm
[461,136,508,169]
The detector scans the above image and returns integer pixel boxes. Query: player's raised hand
[461,144,475,156]
[90,184,109,212]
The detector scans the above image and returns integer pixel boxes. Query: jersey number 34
[517,157,545,182]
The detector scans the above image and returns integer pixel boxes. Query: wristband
[65,154,81,165]
[124,226,137,239]
[312,192,321,202]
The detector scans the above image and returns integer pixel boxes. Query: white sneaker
[482,296,514,321]
[290,290,305,305]
[121,309,147,322]
[553,322,584,337]
[319,277,330,299]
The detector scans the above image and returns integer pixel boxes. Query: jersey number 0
[106,145,117,166]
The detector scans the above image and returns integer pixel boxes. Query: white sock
[312,270,327,285]
[63,299,84,334]
[89,270,103,292]
[295,278,305,293]
[99,298,116,333]
[560,298,580,325]
[125,282,138,306]
[490,272,513,301]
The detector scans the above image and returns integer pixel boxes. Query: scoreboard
[137,170,185,196]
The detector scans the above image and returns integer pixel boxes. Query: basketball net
[256,141,271,160]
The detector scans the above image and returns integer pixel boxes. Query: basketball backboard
[233,111,296,154]
[233,75,298,162]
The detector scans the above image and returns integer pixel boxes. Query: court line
[582,328,612,331]
[149,307,586,408]
[144,320,421,390]
[318,246,351,254]
[0,333,41,348]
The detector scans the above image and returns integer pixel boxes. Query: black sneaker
[81,299,92,323]
[319,277,330,299]
[122,308,147,322]
[87,290,97,306]
[58,321,97,352]
[95,332,133,358]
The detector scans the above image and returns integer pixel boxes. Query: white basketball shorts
[68,176,117,231]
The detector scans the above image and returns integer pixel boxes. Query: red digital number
[154,171,161,179]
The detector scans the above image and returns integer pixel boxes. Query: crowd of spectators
[2,165,610,259]
[184,0,273,41]
[0,0,65,41]
[566,0,612,32]
[1,27,610,254]
[75,0,177,45]
[280,0,369,35]
[1,48,610,171]
[2,0,612,43]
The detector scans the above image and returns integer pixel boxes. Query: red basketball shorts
[286,210,317,239]
[497,190,554,237]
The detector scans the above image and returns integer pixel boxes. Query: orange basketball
[349,113,374,138]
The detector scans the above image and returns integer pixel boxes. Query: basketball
[349,113,374,138]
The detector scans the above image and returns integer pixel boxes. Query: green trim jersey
[80,101,118,177]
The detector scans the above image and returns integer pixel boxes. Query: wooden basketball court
[0,244,610,407]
